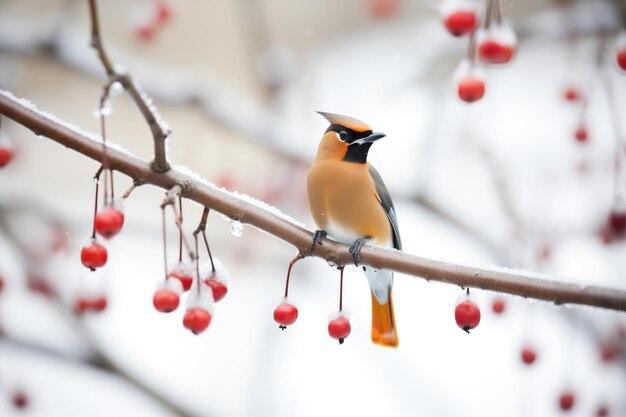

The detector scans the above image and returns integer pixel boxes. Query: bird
[307,111,401,348]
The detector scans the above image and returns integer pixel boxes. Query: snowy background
[0,0,625,416]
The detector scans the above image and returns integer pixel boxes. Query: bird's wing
[368,164,402,251]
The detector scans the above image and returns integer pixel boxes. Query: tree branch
[87,0,171,173]
[1,90,626,312]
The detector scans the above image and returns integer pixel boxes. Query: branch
[87,0,171,173]
[1,91,626,312]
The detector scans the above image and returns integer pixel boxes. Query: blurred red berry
[136,24,157,42]
[156,2,172,23]
[492,297,506,314]
[458,76,485,103]
[0,146,13,168]
[153,288,180,312]
[609,210,626,234]
[574,125,588,142]
[597,404,609,417]
[478,39,515,64]
[204,278,228,302]
[183,308,212,334]
[616,48,626,71]
[368,0,397,19]
[521,346,537,365]
[274,302,298,329]
[455,300,481,333]
[168,270,193,291]
[0,276,4,293]
[563,87,580,102]
[444,11,477,37]
[81,241,108,270]
[559,391,575,411]
[12,391,28,409]
[328,316,351,344]
[95,207,125,240]
[91,296,107,312]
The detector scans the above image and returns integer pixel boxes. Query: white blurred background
[0,0,625,416]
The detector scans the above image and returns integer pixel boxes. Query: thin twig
[121,181,141,199]
[1,91,626,311]
[87,0,171,173]
[193,208,216,273]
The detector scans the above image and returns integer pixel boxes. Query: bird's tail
[370,289,399,348]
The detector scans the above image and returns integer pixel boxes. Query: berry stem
[468,30,477,65]
[91,166,104,239]
[194,231,201,295]
[178,195,183,262]
[161,204,168,281]
[283,254,302,298]
[338,266,344,312]
[193,208,216,273]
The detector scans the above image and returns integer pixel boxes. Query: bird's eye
[339,130,349,141]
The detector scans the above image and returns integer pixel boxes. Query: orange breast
[307,160,392,245]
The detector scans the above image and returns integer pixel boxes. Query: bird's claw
[349,237,367,266]
[308,230,327,256]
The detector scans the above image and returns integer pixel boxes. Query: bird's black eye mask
[326,124,373,144]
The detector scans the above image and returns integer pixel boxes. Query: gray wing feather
[368,165,402,251]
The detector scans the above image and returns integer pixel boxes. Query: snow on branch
[0,91,625,312]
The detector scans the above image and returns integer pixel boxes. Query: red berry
[273,302,298,329]
[74,297,90,314]
[458,76,485,103]
[559,391,575,411]
[12,391,28,409]
[204,278,228,302]
[574,125,588,142]
[563,87,580,102]
[136,24,157,41]
[444,11,477,37]
[328,316,351,344]
[492,297,506,314]
[168,270,193,291]
[80,241,108,270]
[478,40,515,64]
[27,276,55,298]
[600,342,622,363]
[95,207,125,240]
[617,48,626,71]
[368,0,397,19]
[455,300,481,333]
[0,276,5,293]
[183,308,212,334]
[609,210,626,234]
[153,288,180,312]
[91,296,107,312]
[156,2,172,23]
[0,146,13,168]
[597,405,609,417]
[521,346,537,365]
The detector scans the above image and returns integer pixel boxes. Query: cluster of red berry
[80,175,125,273]
[136,1,173,42]
[440,0,517,103]
[153,261,229,334]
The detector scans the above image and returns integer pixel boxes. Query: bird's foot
[349,237,368,266]
[307,230,327,256]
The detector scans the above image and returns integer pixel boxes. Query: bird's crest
[317,111,372,133]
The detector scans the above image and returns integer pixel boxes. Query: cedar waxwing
[307,111,401,348]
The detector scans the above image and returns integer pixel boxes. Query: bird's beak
[354,131,386,145]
